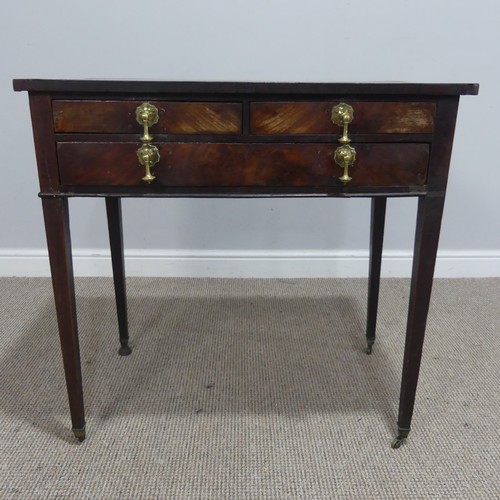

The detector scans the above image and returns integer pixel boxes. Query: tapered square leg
[42,197,85,440]
[394,194,446,448]
[366,196,387,354]
[105,197,131,356]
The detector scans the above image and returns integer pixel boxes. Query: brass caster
[72,427,86,442]
[118,344,132,356]
[391,427,410,449]
[391,436,405,449]
[366,337,375,355]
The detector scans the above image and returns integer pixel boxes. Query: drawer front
[58,142,429,187]
[251,102,435,135]
[53,100,242,134]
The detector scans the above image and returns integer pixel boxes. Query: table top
[13,79,479,96]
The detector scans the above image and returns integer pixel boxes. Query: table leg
[105,197,131,356]
[41,197,85,441]
[366,196,387,354]
[392,194,445,449]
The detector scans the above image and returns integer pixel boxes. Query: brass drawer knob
[331,103,354,144]
[137,144,160,183]
[136,103,160,183]
[334,144,356,184]
[136,102,159,142]
[331,103,356,183]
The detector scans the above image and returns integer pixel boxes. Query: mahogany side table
[13,79,479,447]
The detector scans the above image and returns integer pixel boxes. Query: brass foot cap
[391,427,410,449]
[391,436,405,449]
[72,427,86,442]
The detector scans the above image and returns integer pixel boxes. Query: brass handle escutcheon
[331,103,354,144]
[137,144,160,183]
[136,102,160,183]
[334,144,356,184]
[136,102,159,142]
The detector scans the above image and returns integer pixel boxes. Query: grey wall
[1,0,498,276]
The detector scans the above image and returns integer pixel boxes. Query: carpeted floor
[0,277,499,499]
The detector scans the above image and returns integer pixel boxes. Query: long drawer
[57,142,429,187]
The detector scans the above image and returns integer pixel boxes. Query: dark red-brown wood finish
[251,101,436,135]
[41,197,85,440]
[57,142,430,188]
[14,79,478,448]
[53,100,242,134]
[13,79,478,95]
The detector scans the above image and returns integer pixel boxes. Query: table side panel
[426,97,460,191]
[28,94,61,192]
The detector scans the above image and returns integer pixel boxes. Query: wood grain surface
[251,102,435,135]
[53,101,242,134]
[57,142,429,188]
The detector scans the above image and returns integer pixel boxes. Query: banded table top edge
[13,79,479,96]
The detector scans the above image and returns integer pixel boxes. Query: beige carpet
[0,277,499,499]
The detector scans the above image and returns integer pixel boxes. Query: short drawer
[53,100,242,134]
[251,102,435,135]
[57,142,429,188]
